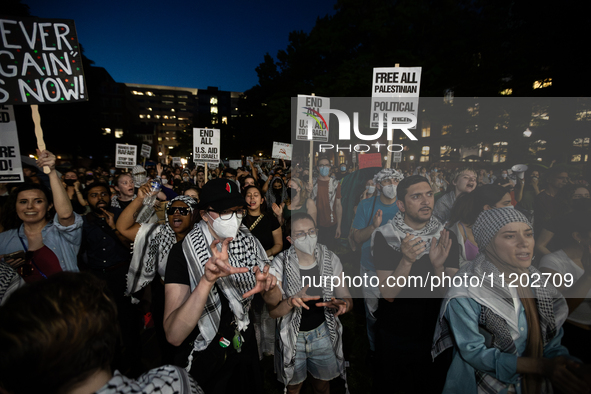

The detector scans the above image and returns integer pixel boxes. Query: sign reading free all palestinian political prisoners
[370,67,421,129]
[115,144,137,168]
[0,17,88,105]
[0,105,24,182]
[193,128,220,163]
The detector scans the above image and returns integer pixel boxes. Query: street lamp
[523,128,532,138]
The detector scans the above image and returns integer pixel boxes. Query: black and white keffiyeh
[370,211,444,259]
[0,262,24,306]
[372,168,404,185]
[273,244,348,391]
[432,208,568,394]
[111,194,136,209]
[95,365,203,394]
[182,221,268,370]
[126,196,198,297]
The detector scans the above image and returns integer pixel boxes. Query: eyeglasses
[209,208,247,220]
[167,206,191,216]
[292,228,318,240]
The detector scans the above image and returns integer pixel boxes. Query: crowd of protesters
[1,149,591,394]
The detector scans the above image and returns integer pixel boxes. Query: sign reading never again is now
[0,17,87,104]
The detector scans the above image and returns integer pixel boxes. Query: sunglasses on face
[167,206,191,216]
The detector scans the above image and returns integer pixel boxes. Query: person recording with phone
[0,150,83,282]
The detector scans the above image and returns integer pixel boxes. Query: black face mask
[572,198,591,211]
[288,187,298,199]
[64,179,76,187]
[273,188,283,199]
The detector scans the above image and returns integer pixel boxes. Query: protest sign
[115,144,136,168]
[193,128,220,163]
[0,17,87,105]
[140,144,151,158]
[358,153,382,169]
[272,142,293,160]
[296,95,329,142]
[229,160,241,169]
[246,156,254,166]
[392,151,402,163]
[0,105,24,182]
[171,157,181,167]
[370,67,421,128]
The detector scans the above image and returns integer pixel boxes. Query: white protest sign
[229,160,241,169]
[272,142,293,160]
[296,95,329,142]
[246,156,254,165]
[370,67,421,129]
[193,128,220,163]
[0,105,24,182]
[141,144,151,158]
[392,151,402,163]
[172,157,182,167]
[115,144,137,168]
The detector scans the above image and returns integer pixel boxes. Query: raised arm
[116,183,152,241]
[37,149,74,226]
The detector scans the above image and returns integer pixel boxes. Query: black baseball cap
[197,178,246,211]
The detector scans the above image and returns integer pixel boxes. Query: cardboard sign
[272,142,293,160]
[140,144,151,158]
[358,153,382,169]
[371,67,421,129]
[229,160,241,169]
[0,17,88,105]
[193,128,220,163]
[171,157,181,167]
[0,105,24,182]
[115,144,137,168]
[296,95,329,142]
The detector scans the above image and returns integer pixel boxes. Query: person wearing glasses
[269,212,352,394]
[117,185,200,366]
[162,178,281,393]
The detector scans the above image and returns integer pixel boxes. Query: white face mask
[502,174,508,178]
[208,213,242,239]
[161,179,168,185]
[294,235,317,255]
[381,184,397,199]
[366,185,376,194]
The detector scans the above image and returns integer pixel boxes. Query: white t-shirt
[539,249,591,325]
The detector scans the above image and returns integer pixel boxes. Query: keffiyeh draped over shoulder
[96,365,203,394]
[126,195,198,297]
[370,211,444,259]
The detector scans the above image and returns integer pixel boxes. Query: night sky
[22,0,338,93]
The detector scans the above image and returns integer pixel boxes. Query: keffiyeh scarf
[310,176,340,223]
[370,211,444,259]
[95,365,203,394]
[126,196,198,297]
[274,245,348,392]
[182,221,268,370]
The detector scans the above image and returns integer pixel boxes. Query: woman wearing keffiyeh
[432,207,590,394]
[269,212,352,394]
[162,178,281,394]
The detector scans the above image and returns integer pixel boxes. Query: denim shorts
[290,321,340,385]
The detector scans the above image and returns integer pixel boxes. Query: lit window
[421,121,430,137]
[212,117,219,124]
[493,154,499,163]
[158,137,163,141]
[132,91,144,95]
[114,129,124,138]
[420,156,429,162]
[211,106,218,114]
[146,114,151,119]
[155,115,161,119]
[178,95,188,99]
[163,115,169,119]
[179,102,186,106]
[139,114,145,119]
[146,91,154,96]
[171,109,175,112]
[222,116,228,124]
[163,94,174,98]
[421,146,430,155]
[442,125,451,135]
[210,97,218,105]
[147,108,152,111]
[500,88,513,96]
[576,109,591,121]
[440,146,451,156]
[101,128,111,135]
[533,78,552,89]
[573,138,590,147]
[572,155,582,162]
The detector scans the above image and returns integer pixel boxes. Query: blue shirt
[352,195,399,271]
[443,297,569,394]
[0,212,83,272]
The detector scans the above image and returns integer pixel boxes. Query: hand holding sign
[36,149,56,173]
[31,105,50,174]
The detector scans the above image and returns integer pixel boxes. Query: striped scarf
[274,244,348,391]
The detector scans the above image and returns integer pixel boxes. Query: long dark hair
[448,184,509,226]
[243,185,268,212]
[1,183,55,231]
